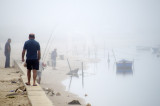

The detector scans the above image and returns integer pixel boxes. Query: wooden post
[82,62,84,88]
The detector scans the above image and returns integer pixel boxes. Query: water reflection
[63,46,160,106]
[68,73,80,91]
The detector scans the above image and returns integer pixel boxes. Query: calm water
[63,46,160,106]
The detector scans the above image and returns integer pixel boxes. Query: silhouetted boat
[67,68,79,75]
[116,59,133,74]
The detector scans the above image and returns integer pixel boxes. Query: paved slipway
[15,61,54,106]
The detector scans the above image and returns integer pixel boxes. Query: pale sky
[0,0,160,44]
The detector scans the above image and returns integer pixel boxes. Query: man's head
[8,38,11,43]
[29,33,35,39]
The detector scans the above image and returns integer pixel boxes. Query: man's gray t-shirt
[23,39,40,60]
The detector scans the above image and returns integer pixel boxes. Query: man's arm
[22,49,26,62]
[38,50,41,61]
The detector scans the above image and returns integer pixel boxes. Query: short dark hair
[7,38,11,42]
[29,33,35,38]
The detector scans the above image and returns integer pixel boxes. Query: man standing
[4,38,11,68]
[51,48,57,69]
[22,34,41,86]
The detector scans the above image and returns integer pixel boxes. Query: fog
[0,1,160,106]
[0,0,160,45]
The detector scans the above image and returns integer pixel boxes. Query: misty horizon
[0,0,160,46]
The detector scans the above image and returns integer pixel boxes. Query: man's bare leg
[39,77,41,84]
[27,70,31,85]
[33,69,37,85]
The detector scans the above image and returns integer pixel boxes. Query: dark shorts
[26,59,39,70]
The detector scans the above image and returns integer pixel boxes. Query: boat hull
[116,60,133,74]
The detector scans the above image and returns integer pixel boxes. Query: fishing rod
[67,58,72,71]
[43,32,56,62]
[42,31,54,61]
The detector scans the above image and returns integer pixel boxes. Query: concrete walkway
[14,60,54,106]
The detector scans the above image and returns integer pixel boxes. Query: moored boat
[116,59,133,74]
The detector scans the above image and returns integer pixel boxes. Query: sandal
[25,82,30,86]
